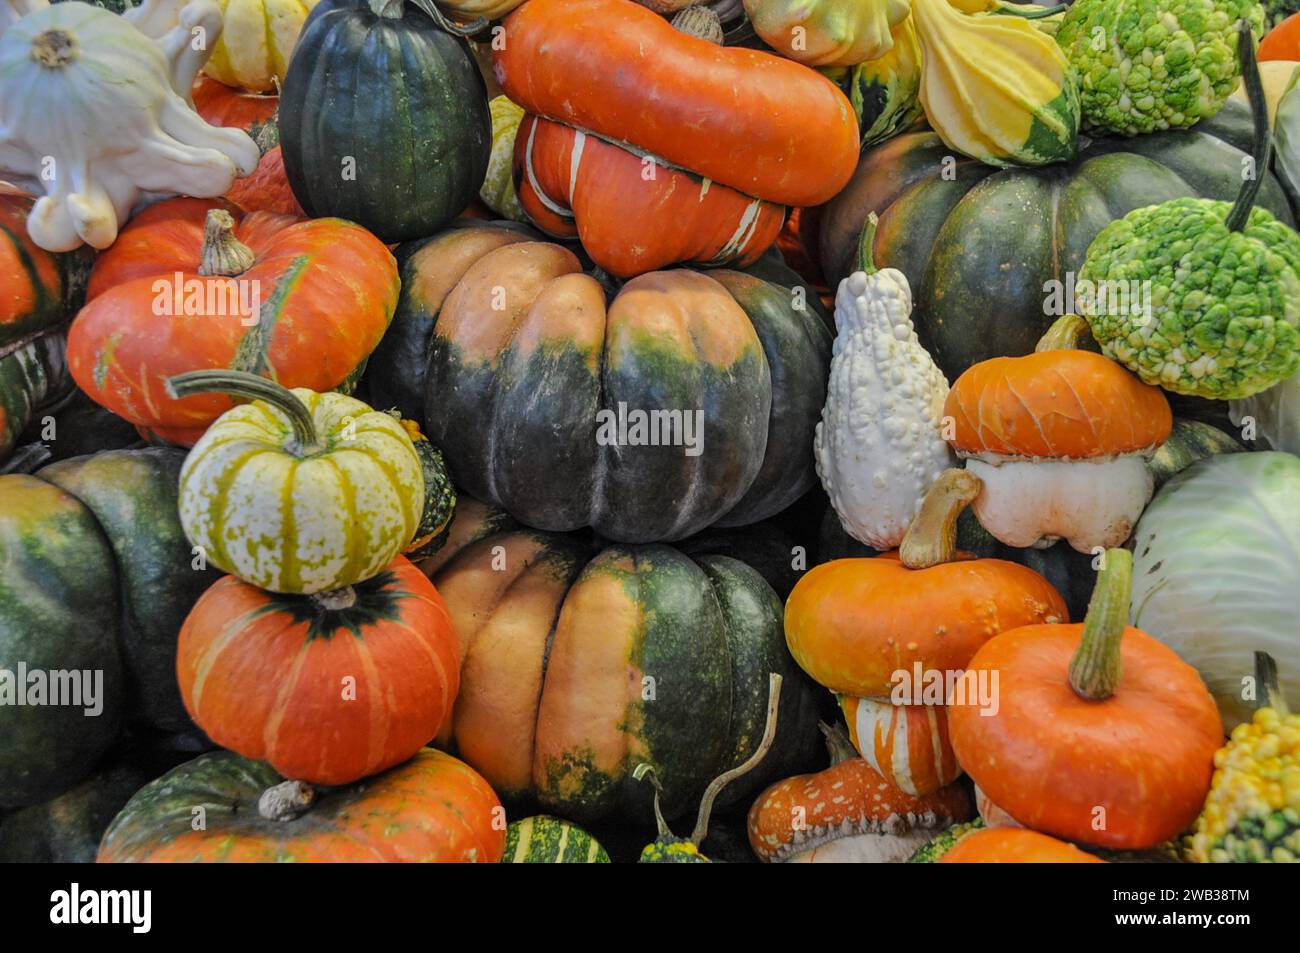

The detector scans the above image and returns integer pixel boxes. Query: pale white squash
[0,0,258,251]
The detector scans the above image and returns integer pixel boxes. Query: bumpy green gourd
[1057,0,1266,136]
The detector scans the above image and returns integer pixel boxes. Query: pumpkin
[279,0,491,243]
[1,331,68,465]
[177,554,459,785]
[636,673,782,863]
[838,694,959,798]
[785,469,1069,699]
[68,198,397,446]
[226,123,306,216]
[191,75,279,133]
[818,99,1297,381]
[364,222,831,542]
[747,722,972,862]
[1130,452,1300,731]
[0,764,147,863]
[202,0,320,93]
[742,0,910,67]
[950,547,1223,849]
[940,828,1107,863]
[0,2,258,251]
[1261,10,1300,60]
[944,315,1173,553]
[815,216,953,552]
[502,815,610,863]
[97,747,504,862]
[494,0,857,274]
[170,371,424,594]
[424,496,822,824]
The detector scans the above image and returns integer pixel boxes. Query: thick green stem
[856,212,880,276]
[1226,20,1271,233]
[165,370,321,456]
[1035,313,1093,352]
[1068,548,1132,700]
[1255,652,1289,716]
[994,2,1067,19]
[899,468,982,569]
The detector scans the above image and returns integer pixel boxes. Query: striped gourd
[840,694,961,796]
[203,0,321,93]
[502,816,610,863]
[482,96,528,222]
[0,332,67,463]
[830,15,924,149]
[172,371,424,594]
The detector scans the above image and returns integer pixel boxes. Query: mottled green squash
[0,476,125,808]
[0,333,69,463]
[820,100,1297,380]
[501,815,610,863]
[0,764,147,862]
[1148,419,1244,488]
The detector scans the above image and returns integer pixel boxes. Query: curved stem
[1255,651,1289,717]
[166,370,322,456]
[856,212,880,276]
[689,672,781,845]
[821,718,859,766]
[1068,548,1131,700]
[198,209,255,277]
[1035,313,1093,352]
[899,468,982,570]
[258,779,315,821]
[994,2,1067,19]
[407,0,489,36]
[1226,20,1271,233]
[631,763,672,840]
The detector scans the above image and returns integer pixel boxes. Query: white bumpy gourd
[814,267,954,551]
[0,0,258,251]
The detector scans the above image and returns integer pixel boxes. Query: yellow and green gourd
[169,370,424,595]
[481,95,528,222]
[501,816,611,863]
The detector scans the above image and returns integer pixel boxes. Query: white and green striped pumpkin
[170,370,423,595]
[502,815,610,864]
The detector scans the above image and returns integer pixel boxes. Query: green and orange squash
[422,497,822,824]
[97,748,504,862]
[818,100,1298,379]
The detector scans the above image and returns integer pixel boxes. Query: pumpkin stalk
[166,370,323,457]
[1035,313,1093,352]
[899,468,982,569]
[258,779,315,821]
[672,5,724,44]
[31,29,77,67]
[1068,547,1132,701]
[1255,651,1289,716]
[1225,20,1270,233]
[856,212,880,276]
[198,209,255,277]
[821,719,859,766]
[630,763,673,840]
[313,586,358,612]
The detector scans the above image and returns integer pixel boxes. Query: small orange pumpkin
[949,547,1223,850]
[839,694,959,797]
[940,828,1106,864]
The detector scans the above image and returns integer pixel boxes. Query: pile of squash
[0,0,1296,867]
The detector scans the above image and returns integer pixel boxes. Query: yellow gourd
[203,0,320,93]
[743,0,911,67]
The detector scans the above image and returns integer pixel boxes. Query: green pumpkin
[1148,419,1244,489]
[819,100,1297,380]
[428,500,822,825]
[0,764,147,862]
[278,0,491,243]
[0,332,68,463]
[501,815,610,863]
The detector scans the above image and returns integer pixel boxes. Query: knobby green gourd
[1080,23,1300,400]
[1058,0,1266,137]
[169,370,424,595]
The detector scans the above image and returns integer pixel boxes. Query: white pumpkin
[814,254,953,551]
[0,0,258,251]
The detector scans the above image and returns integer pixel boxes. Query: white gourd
[814,261,954,551]
[0,0,259,251]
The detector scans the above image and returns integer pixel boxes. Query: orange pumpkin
[949,548,1223,850]
[177,556,459,786]
[840,694,959,797]
[494,0,858,275]
[98,747,503,862]
[1,186,65,344]
[785,469,1068,697]
[191,75,279,133]
[1261,12,1300,61]
[68,198,397,445]
[747,723,971,862]
[228,145,305,217]
[940,828,1106,864]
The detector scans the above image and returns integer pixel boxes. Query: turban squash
[494,0,859,276]
[97,748,503,862]
[66,198,397,446]
[364,222,832,543]
[0,448,220,807]
[420,496,822,825]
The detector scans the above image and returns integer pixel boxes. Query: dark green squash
[1149,419,1244,488]
[278,0,491,243]
[0,764,147,862]
[819,100,1297,380]
[0,332,69,463]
